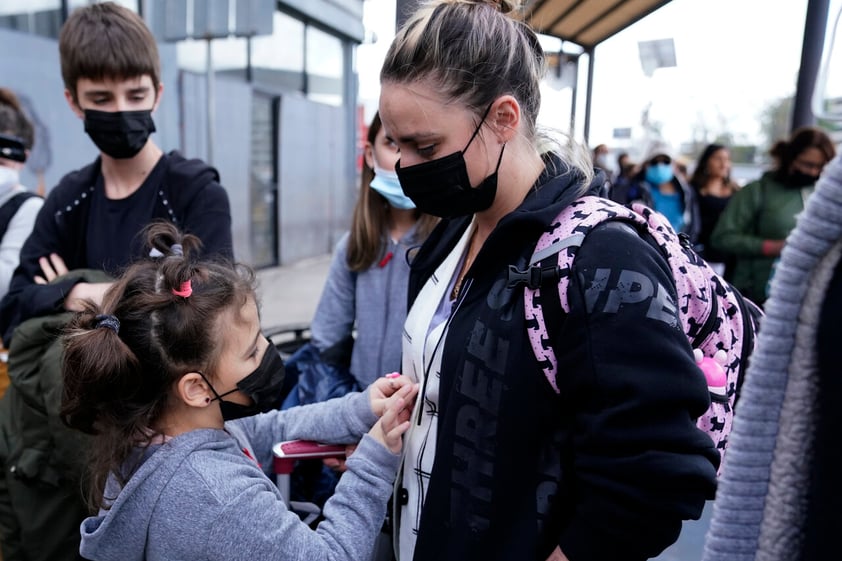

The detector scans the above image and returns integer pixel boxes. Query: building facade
[0,0,365,266]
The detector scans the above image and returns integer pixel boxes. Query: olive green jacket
[0,268,111,561]
[710,172,812,304]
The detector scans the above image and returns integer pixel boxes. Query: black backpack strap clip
[507,263,560,289]
[507,231,585,289]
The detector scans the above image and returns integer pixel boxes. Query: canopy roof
[522,0,674,49]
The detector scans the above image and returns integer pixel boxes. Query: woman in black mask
[379,2,721,560]
[711,126,836,306]
[60,221,418,561]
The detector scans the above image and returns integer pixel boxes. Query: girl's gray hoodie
[79,390,399,561]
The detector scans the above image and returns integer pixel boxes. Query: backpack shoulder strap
[0,191,38,242]
[519,196,644,393]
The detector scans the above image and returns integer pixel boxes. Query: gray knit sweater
[702,153,842,560]
[79,390,399,561]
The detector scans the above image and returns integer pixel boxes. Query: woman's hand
[369,373,415,417]
[369,382,418,454]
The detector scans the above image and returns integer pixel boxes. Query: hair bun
[489,0,520,14]
[497,0,520,14]
[462,0,520,14]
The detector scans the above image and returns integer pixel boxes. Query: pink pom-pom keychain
[694,348,728,402]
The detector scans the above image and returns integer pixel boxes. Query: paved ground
[256,254,332,332]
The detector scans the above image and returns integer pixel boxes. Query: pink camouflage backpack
[515,196,763,464]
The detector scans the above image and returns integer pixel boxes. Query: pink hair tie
[172,280,193,298]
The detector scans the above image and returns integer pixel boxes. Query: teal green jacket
[710,172,812,304]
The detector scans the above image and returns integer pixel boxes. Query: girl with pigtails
[60,221,418,561]
[379,1,719,560]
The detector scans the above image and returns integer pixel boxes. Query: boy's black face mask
[83,109,156,159]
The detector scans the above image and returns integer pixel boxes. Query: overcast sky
[357,0,841,159]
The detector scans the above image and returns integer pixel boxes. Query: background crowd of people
[595,126,836,304]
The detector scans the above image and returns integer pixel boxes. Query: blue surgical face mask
[370,164,416,209]
[645,162,674,186]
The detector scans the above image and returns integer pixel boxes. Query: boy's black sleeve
[180,178,234,261]
[553,222,719,561]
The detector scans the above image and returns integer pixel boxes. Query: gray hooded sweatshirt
[79,390,399,561]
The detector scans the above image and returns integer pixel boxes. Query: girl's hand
[369,382,418,453]
[369,373,414,417]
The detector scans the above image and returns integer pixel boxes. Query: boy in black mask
[0,3,233,560]
[0,2,233,344]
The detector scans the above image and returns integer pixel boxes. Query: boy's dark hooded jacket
[0,150,232,345]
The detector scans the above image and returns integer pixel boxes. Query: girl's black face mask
[395,105,505,219]
[201,339,286,421]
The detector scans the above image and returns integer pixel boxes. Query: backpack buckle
[507,264,559,289]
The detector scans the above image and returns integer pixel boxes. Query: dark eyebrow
[389,132,437,144]
[82,90,113,99]
[81,85,151,99]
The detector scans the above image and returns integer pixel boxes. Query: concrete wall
[182,75,355,266]
[278,93,354,264]
[180,72,253,263]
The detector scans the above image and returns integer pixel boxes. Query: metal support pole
[206,37,215,165]
[792,0,830,130]
[569,55,578,137]
[584,47,595,145]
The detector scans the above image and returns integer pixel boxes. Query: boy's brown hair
[59,1,160,103]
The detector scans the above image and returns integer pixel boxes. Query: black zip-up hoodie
[406,154,718,561]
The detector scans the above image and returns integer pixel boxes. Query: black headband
[0,133,26,163]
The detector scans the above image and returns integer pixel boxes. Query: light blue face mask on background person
[646,162,675,186]
[371,164,416,209]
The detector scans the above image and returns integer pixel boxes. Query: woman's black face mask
[200,339,286,421]
[395,104,505,219]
